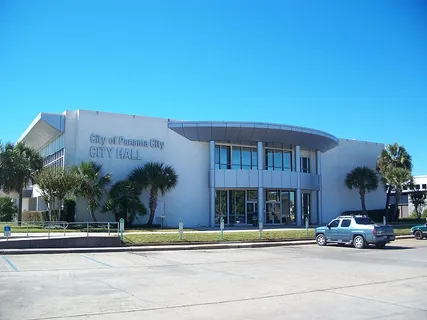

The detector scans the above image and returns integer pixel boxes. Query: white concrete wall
[321,139,386,223]
[64,110,209,227]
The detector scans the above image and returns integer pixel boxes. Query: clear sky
[1,0,426,174]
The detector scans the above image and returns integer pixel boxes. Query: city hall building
[18,109,386,227]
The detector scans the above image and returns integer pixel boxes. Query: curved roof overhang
[17,113,65,151]
[168,121,338,152]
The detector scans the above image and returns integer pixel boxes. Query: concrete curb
[0,235,414,255]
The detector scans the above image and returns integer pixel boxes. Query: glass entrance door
[281,191,296,225]
[265,202,280,224]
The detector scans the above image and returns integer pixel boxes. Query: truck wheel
[375,242,386,249]
[316,234,327,246]
[353,235,365,249]
[414,231,424,240]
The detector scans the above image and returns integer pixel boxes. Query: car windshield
[354,217,375,225]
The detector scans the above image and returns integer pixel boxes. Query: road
[1,239,426,320]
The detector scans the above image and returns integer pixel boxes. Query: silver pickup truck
[315,215,395,249]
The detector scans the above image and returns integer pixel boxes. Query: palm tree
[383,167,413,219]
[345,166,379,214]
[129,161,178,226]
[0,141,43,224]
[36,167,78,220]
[72,161,111,222]
[102,179,147,226]
[377,143,412,213]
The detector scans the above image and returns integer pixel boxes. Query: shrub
[22,210,46,222]
[0,197,17,222]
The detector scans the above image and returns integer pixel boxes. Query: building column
[209,141,216,227]
[257,142,264,223]
[316,150,322,224]
[295,145,302,227]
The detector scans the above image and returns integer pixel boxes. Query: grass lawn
[123,228,413,245]
[125,230,313,244]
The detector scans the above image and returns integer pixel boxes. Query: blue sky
[1,0,426,174]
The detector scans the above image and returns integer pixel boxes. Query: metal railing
[1,221,120,239]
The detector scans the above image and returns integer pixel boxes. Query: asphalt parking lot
[0,239,426,320]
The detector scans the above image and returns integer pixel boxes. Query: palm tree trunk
[147,188,158,226]
[90,209,97,222]
[385,185,391,211]
[17,189,23,226]
[360,190,367,214]
[393,190,401,221]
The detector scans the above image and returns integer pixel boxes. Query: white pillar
[316,150,322,224]
[209,141,216,227]
[257,142,264,222]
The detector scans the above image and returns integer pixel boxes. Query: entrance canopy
[17,113,65,150]
[168,121,338,152]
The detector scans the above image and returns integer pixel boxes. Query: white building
[17,109,386,227]
[394,175,427,218]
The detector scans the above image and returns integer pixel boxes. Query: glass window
[267,191,278,201]
[273,151,283,170]
[284,151,292,170]
[247,190,258,201]
[266,150,274,170]
[341,219,351,227]
[423,184,427,190]
[301,157,310,173]
[214,146,220,169]
[354,217,375,225]
[219,146,230,169]
[215,190,227,224]
[329,220,340,228]
[241,148,251,169]
[415,184,421,190]
[232,147,241,169]
[251,150,258,169]
[265,149,293,171]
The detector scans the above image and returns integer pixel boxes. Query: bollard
[119,218,124,241]
[108,222,110,235]
[219,217,224,240]
[26,224,29,237]
[87,222,89,237]
[383,216,387,225]
[178,218,183,240]
[259,219,263,239]
[63,222,66,236]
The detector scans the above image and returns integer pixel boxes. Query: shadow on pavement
[327,244,415,250]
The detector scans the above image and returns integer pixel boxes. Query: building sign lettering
[89,134,164,160]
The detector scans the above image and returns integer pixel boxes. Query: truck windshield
[354,217,375,225]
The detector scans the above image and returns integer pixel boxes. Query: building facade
[392,175,427,218]
[18,109,387,227]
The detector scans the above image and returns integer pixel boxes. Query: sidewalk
[0,235,413,255]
